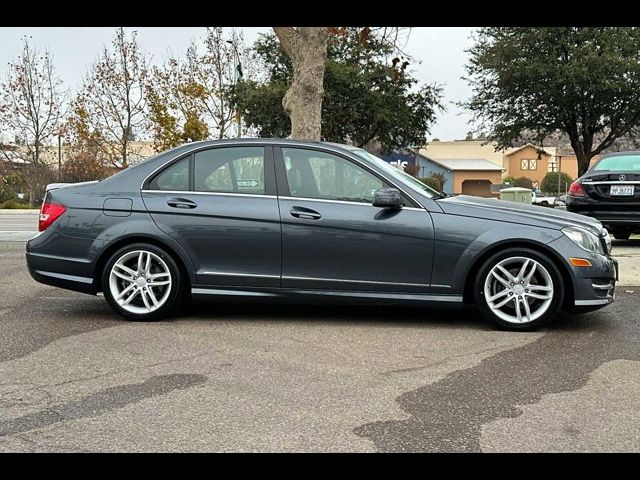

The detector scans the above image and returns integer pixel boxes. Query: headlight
[601,228,612,254]
[562,226,605,255]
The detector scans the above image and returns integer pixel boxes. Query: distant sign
[389,160,408,171]
[237,179,260,188]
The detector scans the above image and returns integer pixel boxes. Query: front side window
[195,147,265,195]
[282,148,385,203]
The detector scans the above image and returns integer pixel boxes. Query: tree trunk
[567,132,593,177]
[273,27,328,141]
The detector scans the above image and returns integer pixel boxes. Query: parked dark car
[566,151,640,240]
[27,139,617,330]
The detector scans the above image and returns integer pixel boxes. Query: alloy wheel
[108,250,173,315]
[483,256,554,324]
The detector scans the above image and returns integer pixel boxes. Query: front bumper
[547,235,617,312]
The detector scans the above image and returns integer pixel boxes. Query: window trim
[142,144,276,196]
[273,145,421,208]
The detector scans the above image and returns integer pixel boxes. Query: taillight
[568,181,587,198]
[39,203,66,232]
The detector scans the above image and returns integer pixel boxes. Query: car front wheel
[474,248,564,331]
[102,243,183,321]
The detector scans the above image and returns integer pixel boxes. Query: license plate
[610,185,634,196]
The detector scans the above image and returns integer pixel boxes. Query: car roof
[600,150,640,158]
[175,138,357,155]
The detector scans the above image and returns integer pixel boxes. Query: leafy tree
[464,27,640,176]
[78,28,149,168]
[0,37,65,204]
[233,29,442,153]
[541,171,573,195]
[146,28,254,150]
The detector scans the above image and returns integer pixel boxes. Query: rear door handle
[290,206,322,220]
[167,197,197,209]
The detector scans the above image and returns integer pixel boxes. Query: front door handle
[290,206,322,220]
[167,197,197,209]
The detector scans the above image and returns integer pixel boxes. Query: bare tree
[272,27,329,140]
[79,27,149,168]
[0,37,64,205]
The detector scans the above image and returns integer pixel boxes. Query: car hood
[437,195,603,234]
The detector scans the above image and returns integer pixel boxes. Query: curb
[0,209,40,215]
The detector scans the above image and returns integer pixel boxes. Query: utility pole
[58,133,62,181]
[226,40,243,138]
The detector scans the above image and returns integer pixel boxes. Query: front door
[275,146,434,293]
[141,145,281,287]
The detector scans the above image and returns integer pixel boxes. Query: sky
[0,27,478,141]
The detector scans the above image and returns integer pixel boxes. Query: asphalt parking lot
[0,211,639,452]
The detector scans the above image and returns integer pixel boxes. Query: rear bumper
[25,230,97,295]
[566,203,640,230]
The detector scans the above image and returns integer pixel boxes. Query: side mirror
[373,188,402,209]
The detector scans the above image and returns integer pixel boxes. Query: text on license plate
[610,185,635,196]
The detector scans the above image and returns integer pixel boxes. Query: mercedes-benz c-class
[26,139,617,330]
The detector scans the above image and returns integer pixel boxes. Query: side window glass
[149,156,190,191]
[282,148,385,203]
[194,147,265,194]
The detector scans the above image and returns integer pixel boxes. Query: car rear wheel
[102,243,183,321]
[473,248,564,331]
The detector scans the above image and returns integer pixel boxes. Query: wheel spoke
[147,287,160,307]
[114,263,136,277]
[113,270,134,283]
[525,291,552,300]
[137,252,145,274]
[494,295,515,309]
[145,252,152,274]
[148,272,170,280]
[514,296,523,322]
[488,289,510,302]
[496,265,515,283]
[527,284,552,292]
[140,289,152,310]
[148,280,170,287]
[522,297,532,322]
[523,261,538,284]
[121,287,140,306]
[116,282,136,300]
[491,269,512,288]
[516,259,530,282]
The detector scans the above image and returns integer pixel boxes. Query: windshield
[349,148,440,198]
[592,155,640,172]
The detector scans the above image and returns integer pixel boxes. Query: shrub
[541,172,574,195]
[0,200,31,209]
[513,176,534,189]
[419,176,442,191]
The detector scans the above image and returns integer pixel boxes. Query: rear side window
[195,147,265,195]
[148,157,190,191]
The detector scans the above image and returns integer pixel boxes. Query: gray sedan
[26,139,617,330]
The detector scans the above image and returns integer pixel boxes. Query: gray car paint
[25,139,617,311]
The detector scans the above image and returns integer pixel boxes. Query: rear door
[141,145,281,287]
[274,146,434,293]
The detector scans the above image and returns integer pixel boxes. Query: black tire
[612,231,631,240]
[102,243,184,321]
[540,201,549,207]
[473,247,565,331]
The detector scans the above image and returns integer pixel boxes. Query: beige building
[422,140,594,185]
